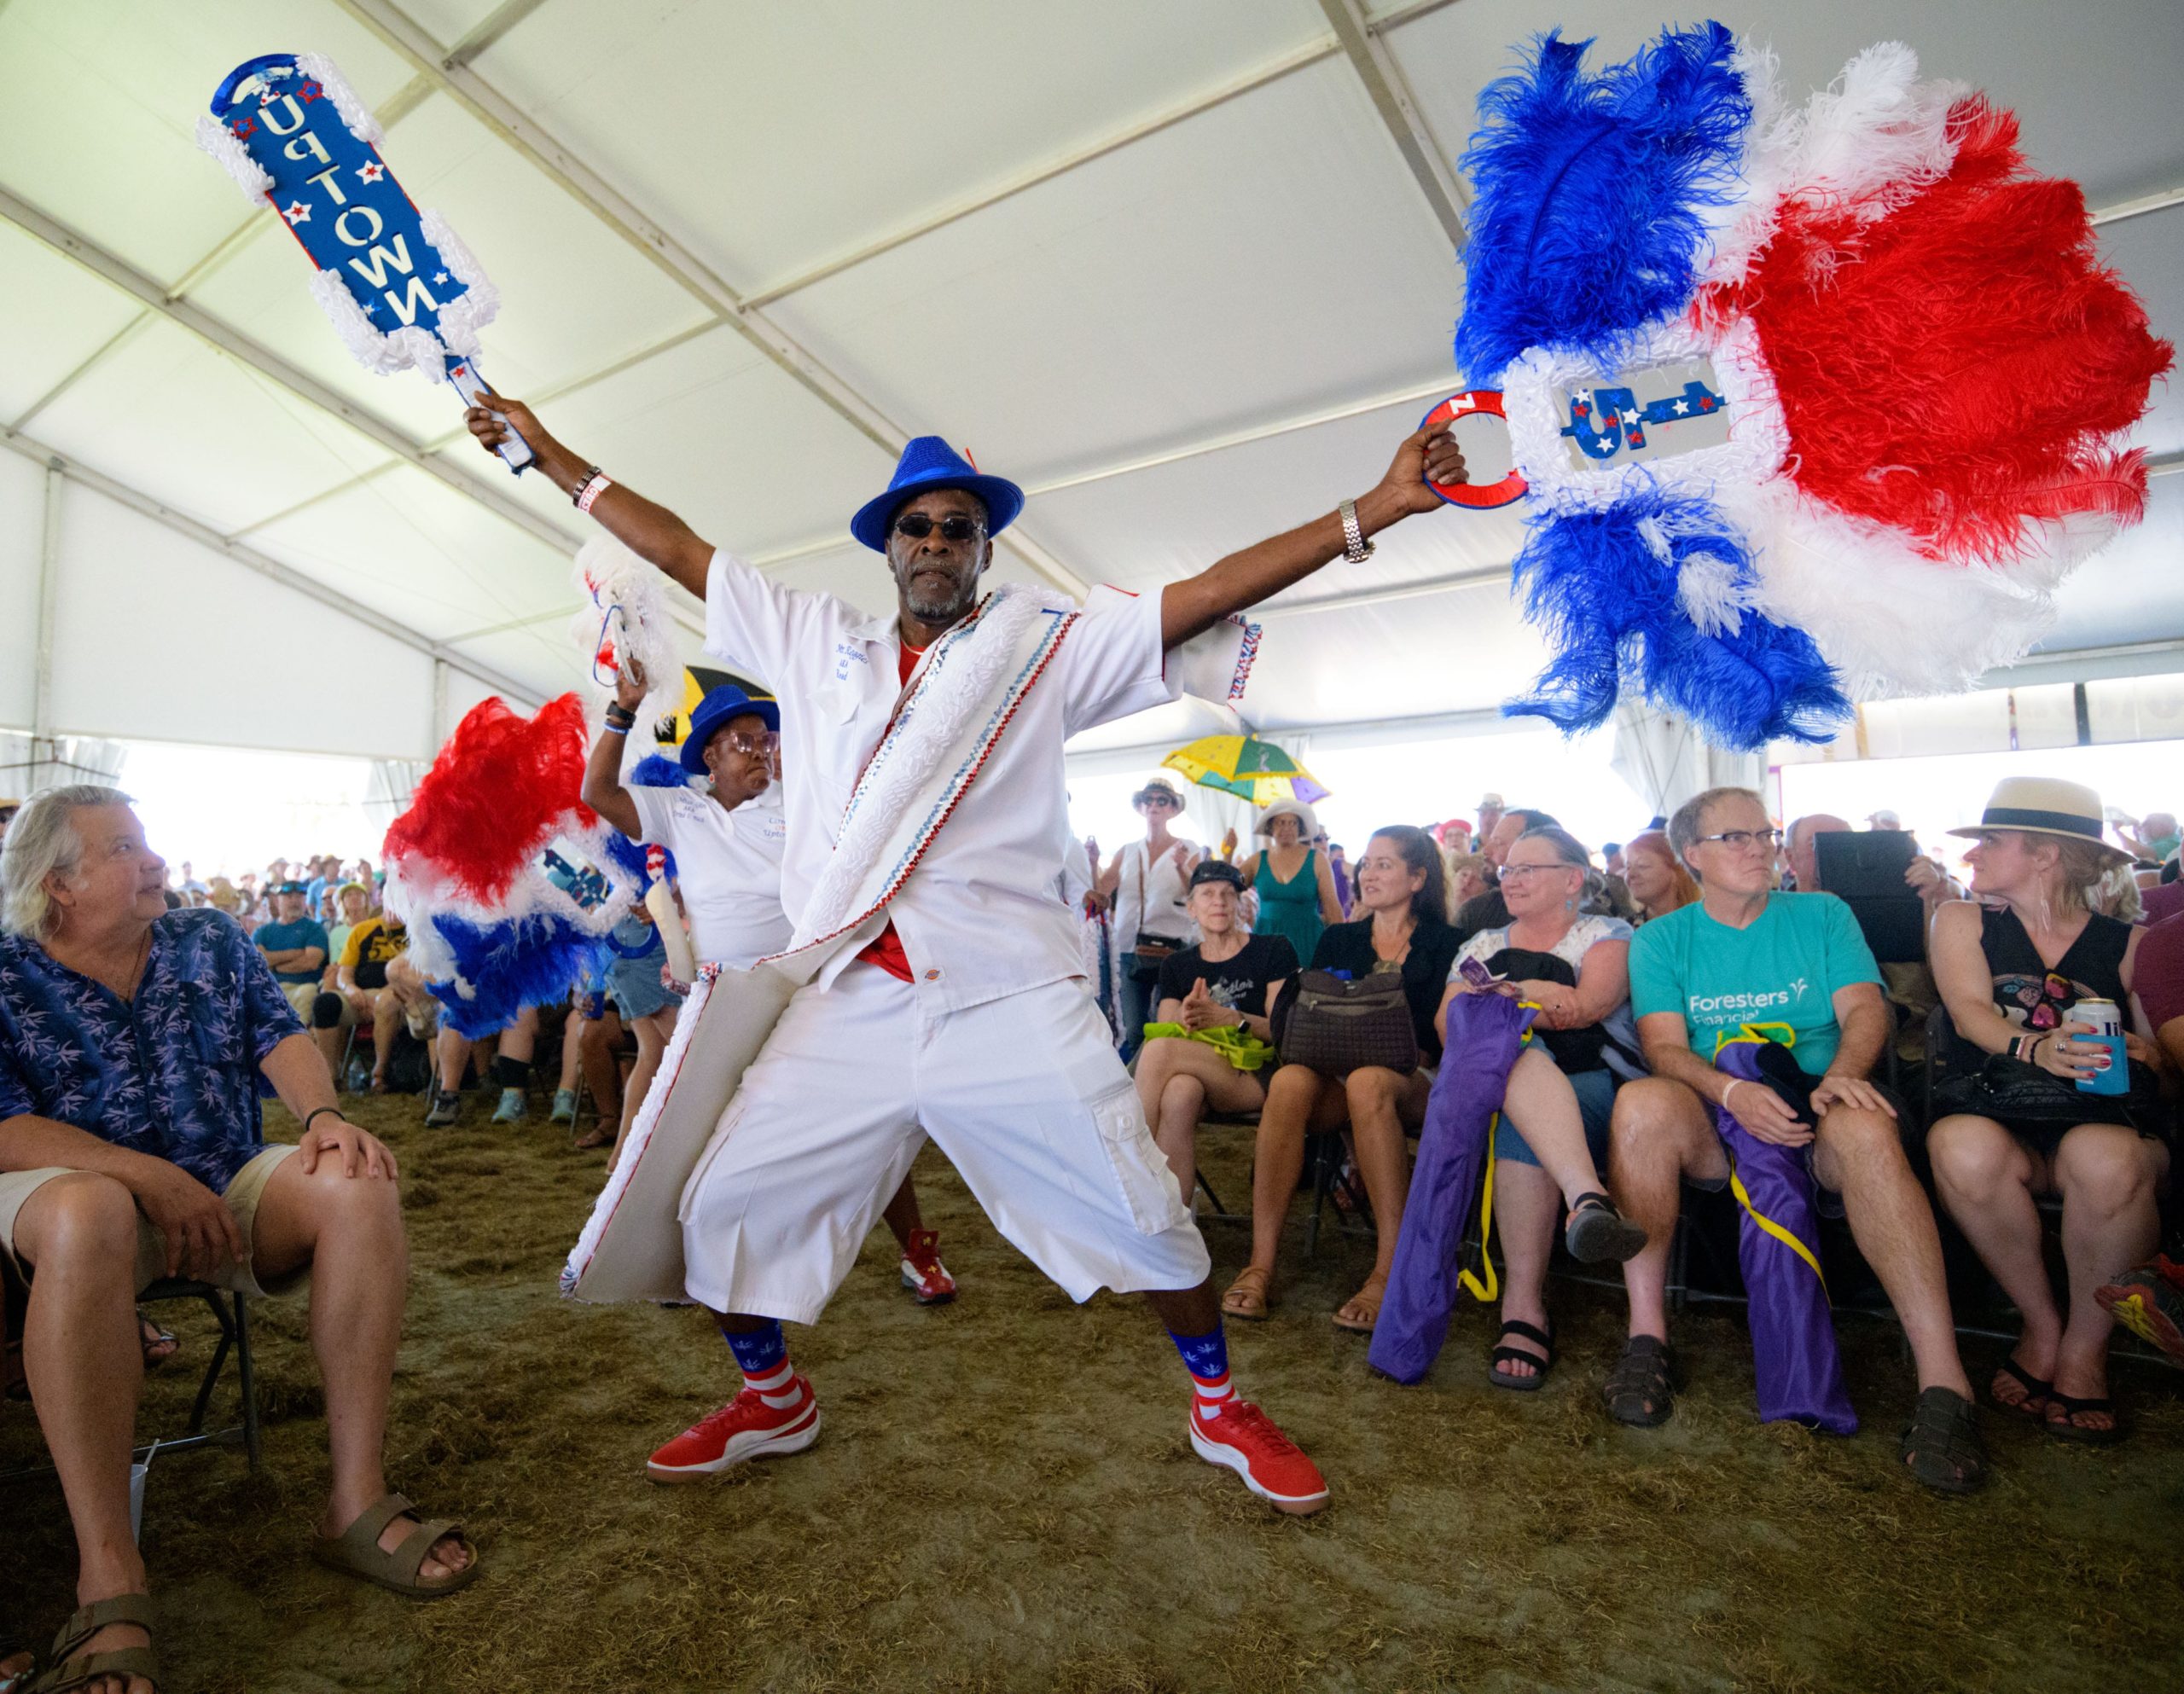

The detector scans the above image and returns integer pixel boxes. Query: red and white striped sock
[743,1359,804,1410]
[1191,1366,1235,1424]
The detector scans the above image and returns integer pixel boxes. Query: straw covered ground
[3,1094,2180,1693]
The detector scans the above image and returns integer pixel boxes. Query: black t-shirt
[1155,934,1299,1019]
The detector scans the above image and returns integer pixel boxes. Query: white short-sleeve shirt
[702,550,1176,1012]
[625,782,795,970]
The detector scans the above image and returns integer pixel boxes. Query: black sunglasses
[892,512,985,542]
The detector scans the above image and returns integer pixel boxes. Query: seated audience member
[1438,827,1647,1387]
[1476,792,1505,844]
[0,789,476,1690]
[425,1004,539,1128]
[1443,851,1491,920]
[2112,809,2180,867]
[1454,808,1560,941]
[1925,779,2175,1442]
[1606,786,1984,1493]
[1238,800,1342,970]
[1223,827,1461,1328]
[1133,862,1298,1201]
[1786,815,1955,1056]
[325,910,426,1095]
[326,880,370,966]
[1622,828,1699,924]
[254,881,329,1022]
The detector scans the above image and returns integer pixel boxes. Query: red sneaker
[1188,1399,1329,1515]
[645,1378,821,1482]
[900,1229,957,1305]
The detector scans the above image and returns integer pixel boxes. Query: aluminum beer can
[2073,999,2122,1037]
[2072,998,2128,1096]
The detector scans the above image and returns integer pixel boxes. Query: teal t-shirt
[254,918,329,985]
[1628,892,1880,1076]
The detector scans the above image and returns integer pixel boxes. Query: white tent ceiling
[3,0,2178,764]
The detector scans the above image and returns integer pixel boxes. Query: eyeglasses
[718,729,780,758]
[892,513,985,542]
[1499,862,1575,882]
[1694,827,1781,851]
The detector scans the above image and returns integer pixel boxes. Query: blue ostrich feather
[1503,490,1850,750]
[1455,22,1752,385]
[426,911,610,1038]
[629,754,685,788]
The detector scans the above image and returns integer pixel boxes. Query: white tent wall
[35,478,439,760]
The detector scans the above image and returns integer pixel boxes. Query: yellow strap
[1456,1014,1536,1304]
[1458,1136,1498,1302]
[1711,1020,1798,1058]
[1725,1152,1830,1298]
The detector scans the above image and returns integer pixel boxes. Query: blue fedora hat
[681,684,781,776]
[850,435,1024,553]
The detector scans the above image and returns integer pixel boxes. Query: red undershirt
[852,638,928,982]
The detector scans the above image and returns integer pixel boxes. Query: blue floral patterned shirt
[0,908,304,1192]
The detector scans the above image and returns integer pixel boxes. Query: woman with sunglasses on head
[582,663,958,1303]
[1925,778,2175,1444]
[1097,775,1201,1061]
[1436,827,1647,1389]
[1223,827,1461,1330]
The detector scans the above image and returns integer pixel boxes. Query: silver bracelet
[1338,497,1374,563]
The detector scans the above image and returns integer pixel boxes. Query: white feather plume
[306,269,443,377]
[419,208,500,358]
[193,113,272,199]
[571,536,682,712]
[293,51,383,147]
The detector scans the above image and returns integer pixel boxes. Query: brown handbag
[1276,968,1419,1077]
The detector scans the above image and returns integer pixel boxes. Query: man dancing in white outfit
[468,397,1464,1514]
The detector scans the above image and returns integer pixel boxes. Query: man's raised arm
[466,396,712,600]
[1159,421,1466,648]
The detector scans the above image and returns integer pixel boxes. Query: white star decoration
[1672,399,1690,414]
[357,160,385,184]
[282,200,311,224]
[433,270,449,284]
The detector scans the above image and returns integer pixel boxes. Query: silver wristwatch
[1339,497,1374,563]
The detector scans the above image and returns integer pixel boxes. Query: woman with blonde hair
[1926,778,2174,1443]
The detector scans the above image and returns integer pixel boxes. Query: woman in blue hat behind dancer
[469,395,1464,1515]
[582,670,957,1304]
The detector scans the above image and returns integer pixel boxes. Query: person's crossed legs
[10,1152,471,1689]
[1133,1034,1267,1203]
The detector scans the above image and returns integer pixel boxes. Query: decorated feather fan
[1453,24,2170,749]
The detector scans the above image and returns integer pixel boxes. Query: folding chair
[0,1270,259,1483]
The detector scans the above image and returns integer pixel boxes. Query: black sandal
[1564,1192,1647,1265]
[1604,1334,1677,1426]
[1987,1355,2051,1423]
[1900,1387,1987,1494]
[1489,1319,1556,1391]
[2043,1391,2123,1446]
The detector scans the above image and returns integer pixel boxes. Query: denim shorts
[1493,1066,1617,1169]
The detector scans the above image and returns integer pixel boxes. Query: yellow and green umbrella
[1161,735,1329,808]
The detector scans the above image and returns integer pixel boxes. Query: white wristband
[1722,1079,1743,1114]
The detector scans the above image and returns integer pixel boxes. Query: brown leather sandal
[29,1594,160,1693]
[312,1492,480,1598]
[1220,1266,1273,1321]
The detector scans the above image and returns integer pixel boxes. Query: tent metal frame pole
[1,425,541,710]
[32,461,62,758]
[0,189,583,562]
[1316,0,1468,247]
[332,0,1091,599]
[739,37,1345,308]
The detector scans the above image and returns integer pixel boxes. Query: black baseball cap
[1189,861,1246,891]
